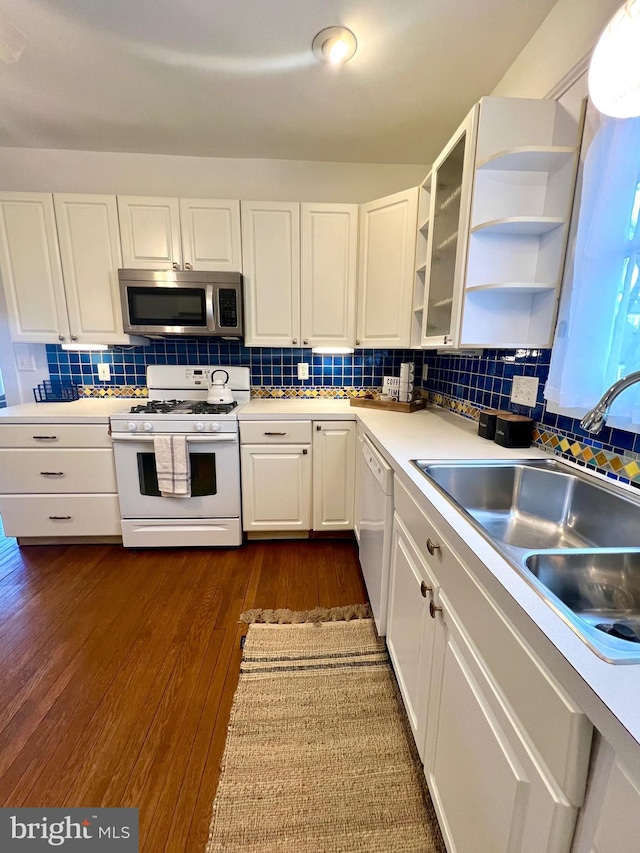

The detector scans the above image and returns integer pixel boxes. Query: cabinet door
[312,421,356,531]
[356,188,418,348]
[353,426,364,542]
[241,201,301,347]
[179,198,242,272]
[422,106,478,348]
[301,203,358,347]
[0,192,70,343]
[117,196,182,269]
[426,592,578,853]
[54,194,130,344]
[386,517,437,757]
[241,444,310,531]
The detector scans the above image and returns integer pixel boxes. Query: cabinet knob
[172,261,179,270]
[58,335,65,342]
[71,334,78,341]
[303,339,309,345]
[429,600,443,619]
[420,580,432,598]
[316,425,321,431]
[185,262,192,269]
[302,448,308,455]
[292,339,298,345]
[355,339,360,346]
[426,538,441,556]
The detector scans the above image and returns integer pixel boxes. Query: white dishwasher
[358,435,394,636]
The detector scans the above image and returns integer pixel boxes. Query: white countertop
[0,398,134,423]
[2,394,639,762]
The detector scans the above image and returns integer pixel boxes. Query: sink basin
[413,458,640,550]
[525,551,640,663]
[411,458,640,662]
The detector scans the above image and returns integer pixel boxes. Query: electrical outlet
[97,363,111,382]
[15,354,35,371]
[422,364,429,381]
[297,362,309,380]
[510,375,539,407]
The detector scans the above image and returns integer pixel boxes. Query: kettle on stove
[207,369,234,405]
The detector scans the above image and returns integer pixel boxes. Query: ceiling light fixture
[589,0,640,117]
[312,27,357,66]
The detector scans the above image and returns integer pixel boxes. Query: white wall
[0,148,427,204]
[491,0,620,99]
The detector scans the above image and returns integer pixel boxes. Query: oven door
[112,434,240,519]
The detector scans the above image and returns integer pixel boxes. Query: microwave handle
[206,284,216,332]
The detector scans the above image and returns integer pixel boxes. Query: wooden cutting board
[349,397,427,413]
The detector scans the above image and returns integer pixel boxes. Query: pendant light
[589,0,640,118]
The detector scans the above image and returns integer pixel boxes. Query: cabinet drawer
[0,449,116,493]
[0,494,121,537]
[395,476,592,805]
[0,423,111,448]
[240,421,311,444]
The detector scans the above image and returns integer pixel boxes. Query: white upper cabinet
[421,96,580,349]
[0,193,70,344]
[54,194,130,344]
[357,187,418,348]
[301,203,358,348]
[179,198,242,271]
[241,201,301,347]
[118,195,243,273]
[117,196,182,269]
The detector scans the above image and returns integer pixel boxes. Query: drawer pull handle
[420,581,432,598]
[33,435,58,440]
[264,432,287,436]
[40,471,64,476]
[426,538,441,556]
[49,515,72,521]
[429,600,443,619]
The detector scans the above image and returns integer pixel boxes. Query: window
[545,101,640,432]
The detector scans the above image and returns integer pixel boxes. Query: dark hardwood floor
[0,521,367,851]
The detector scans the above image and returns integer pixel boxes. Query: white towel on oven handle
[154,434,192,497]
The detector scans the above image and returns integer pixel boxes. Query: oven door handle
[111,434,237,443]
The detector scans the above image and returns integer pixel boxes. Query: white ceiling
[0,0,558,165]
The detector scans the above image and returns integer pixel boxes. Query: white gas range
[109,365,250,548]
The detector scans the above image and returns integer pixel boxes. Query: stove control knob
[143,422,153,432]
[195,422,205,432]
[127,422,137,432]
[210,422,221,432]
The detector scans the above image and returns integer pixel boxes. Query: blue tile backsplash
[417,348,640,485]
[44,339,640,484]
[45,339,416,392]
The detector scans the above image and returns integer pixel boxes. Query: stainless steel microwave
[119,269,243,337]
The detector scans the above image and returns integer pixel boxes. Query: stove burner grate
[129,399,238,415]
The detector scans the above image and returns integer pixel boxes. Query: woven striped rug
[206,618,445,853]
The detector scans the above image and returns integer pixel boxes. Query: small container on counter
[477,408,512,440]
[494,414,534,448]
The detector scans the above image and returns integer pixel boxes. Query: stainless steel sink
[525,551,640,663]
[411,458,640,662]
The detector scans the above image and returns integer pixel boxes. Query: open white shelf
[471,216,565,236]
[466,281,556,294]
[476,146,575,172]
[419,218,430,232]
[416,261,427,274]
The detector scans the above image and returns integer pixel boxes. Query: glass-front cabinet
[421,106,479,348]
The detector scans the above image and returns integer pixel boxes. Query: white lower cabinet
[0,422,121,539]
[386,516,437,756]
[240,419,356,534]
[390,477,593,853]
[241,444,311,531]
[312,421,355,531]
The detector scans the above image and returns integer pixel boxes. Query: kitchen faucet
[580,370,640,433]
